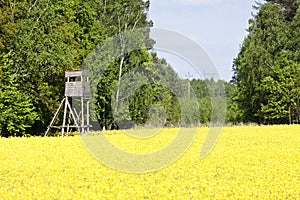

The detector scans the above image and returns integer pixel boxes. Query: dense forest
[232,0,300,125]
[0,0,299,136]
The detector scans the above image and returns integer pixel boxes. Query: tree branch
[36,0,50,23]
[28,0,38,14]
[132,11,141,31]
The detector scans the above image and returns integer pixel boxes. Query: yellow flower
[0,125,299,199]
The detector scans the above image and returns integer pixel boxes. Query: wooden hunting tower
[45,70,90,136]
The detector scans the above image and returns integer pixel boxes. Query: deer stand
[44,70,90,136]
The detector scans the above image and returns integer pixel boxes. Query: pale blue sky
[148,0,257,81]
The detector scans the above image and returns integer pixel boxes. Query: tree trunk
[288,104,292,125]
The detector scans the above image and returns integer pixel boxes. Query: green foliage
[0,0,17,51]
[0,52,38,137]
[129,84,180,127]
[233,1,300,124]
[265,0,298,22]
[0,0,153,134]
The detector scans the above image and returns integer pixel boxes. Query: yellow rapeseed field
[0,126,299,199]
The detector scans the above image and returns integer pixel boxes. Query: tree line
[231,0,300,125]
[0,0,299,136]
[0,0,153,136]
